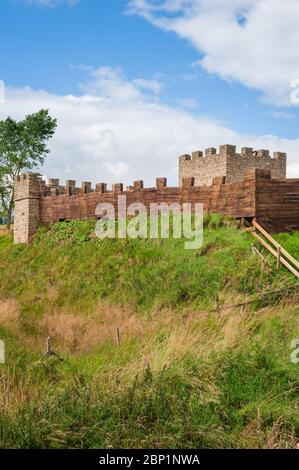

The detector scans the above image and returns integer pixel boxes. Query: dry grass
[0,295,254,369]
[0,295,298,447]
[2,294,297,363]
[0,225,12,236]
[37,303,138,354]
[0,299,20,326]
[238,415,298,449]
[0,370,41,412]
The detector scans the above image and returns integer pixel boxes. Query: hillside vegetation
[0,216,298,449]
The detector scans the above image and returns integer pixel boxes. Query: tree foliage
[0,109,57,228]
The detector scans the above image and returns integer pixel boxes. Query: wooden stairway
[251,219,299,279]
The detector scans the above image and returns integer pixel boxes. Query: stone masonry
[14,174,41,244]
[179,144,287,186]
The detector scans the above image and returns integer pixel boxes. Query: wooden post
[216,295,220,315]
[241,294,246,313]
[116,327,121,346]
[277,246,281,270]
[252,244,268,265]
[45,336,52,356]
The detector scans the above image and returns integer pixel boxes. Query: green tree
[0,109,57,230]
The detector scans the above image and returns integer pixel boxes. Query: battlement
[13,174,173,244]
[13,143,294,245]
[14,173,42,200]
[179,145,287,162]
[179,144,287,186]
[14,144,286,205]
[32,176,170,198]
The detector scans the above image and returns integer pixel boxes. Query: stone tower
[179,144,287,187]
[14,174,41,244]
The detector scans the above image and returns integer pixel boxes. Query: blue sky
[1,0,299,185]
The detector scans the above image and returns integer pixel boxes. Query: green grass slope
[0,216,298,449]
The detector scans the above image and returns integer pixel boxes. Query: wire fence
[210,284,299,314]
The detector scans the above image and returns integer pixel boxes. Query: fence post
[216,295,220,315]
[45,336,55,357]
[116,327,121,346]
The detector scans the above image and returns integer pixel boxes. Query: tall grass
[0,219,298,448]
[0,218,295,315]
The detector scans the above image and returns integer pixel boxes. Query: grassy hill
[0,216,298,449]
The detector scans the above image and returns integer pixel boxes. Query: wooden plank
[253,220,299,271]
[251,244,270,266]
[252,232,299,278]
[277,246,281,270]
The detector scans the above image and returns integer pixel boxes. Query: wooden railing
[252,219,299,279]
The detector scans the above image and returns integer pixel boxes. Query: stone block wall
[179,144,287,186]
[14,174,42,244]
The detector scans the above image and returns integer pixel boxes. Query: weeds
[0,219,298,448]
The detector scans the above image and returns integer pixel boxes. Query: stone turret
[14,173,41,244]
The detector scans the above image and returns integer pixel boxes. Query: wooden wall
[256,170,299,232]
[39,169,299,233]
[39,172,256,223]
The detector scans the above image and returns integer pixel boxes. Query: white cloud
[1,66,299,187]
[65,94,103,103]
[132,78,163,95]
[176,97,199,109]
[103,161,130,179]
[79,66,163,103]
[128,0,299,106]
